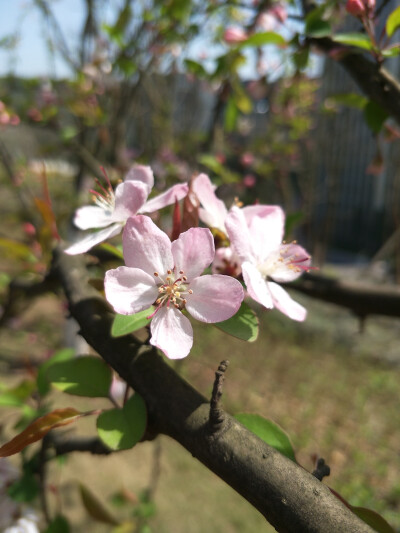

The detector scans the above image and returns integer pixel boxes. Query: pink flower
[223,27,248,44]
[212,247,242,278]
[65,165,188,254]
[104,216,244,359]
[192,173,228,234]
[226,206,311,321]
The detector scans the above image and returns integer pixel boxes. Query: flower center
[147,268,193,318]
[90,167,115,213]
[259,243,312,277]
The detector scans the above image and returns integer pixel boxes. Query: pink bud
[240,152,255,166]
[223,27,248,44]
[346,0,366,17]
[243,174,256,187]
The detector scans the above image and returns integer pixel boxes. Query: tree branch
[290,272,400,319]
[53,247,374,533]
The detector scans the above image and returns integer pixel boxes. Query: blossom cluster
[65,165,312,359]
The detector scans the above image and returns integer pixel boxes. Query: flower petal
[64,223,122,255]
[225,206,255,263]
[125,165,154,192]
[186,274,244,323]
[268,282,307,321]
[140,183,188,213]
[246,206,285,261]
[104,266,158,315]
[74,205,113,230]
[192,173,228,233]
[150,306,193,359]
[270,244,311,282]
[171,227,214,280]
[123,215,173,276]
[242,261,273,309]
[112,181,149,222]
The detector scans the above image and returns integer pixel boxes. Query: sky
[0,1,316,81]
[0,0,261,80]
[0,0,93,78]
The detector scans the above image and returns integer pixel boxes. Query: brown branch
[49,434,112,456]
[290,272,400,319]
[53,247,375,533]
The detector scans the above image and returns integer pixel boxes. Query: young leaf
[305,19,331,38]
[364,101,388,134]
[240,31,286,48]
[43,515,71,533]
[382,46,400,57]
[224,96,239,132]
[351,506,395,533]
[0,408,82,457]
[214,302,259,342]
[235,413,296,462]
[333,33,374,51]
[46,356,112,397]
[386,5,400,37]
[96,394,147,451]
[0,380,36,407]
[111,308,153,337]
[37,348,75,397]
[8,471,39,502]
[325,93,368,110]
[79,484,120,526]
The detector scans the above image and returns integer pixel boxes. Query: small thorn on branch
[209,360,229,432]
[312,458,331,481]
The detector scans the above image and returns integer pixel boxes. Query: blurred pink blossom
[223,27,248,44]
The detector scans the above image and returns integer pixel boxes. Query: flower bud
[346,0,366,16]
[223,27,248,44]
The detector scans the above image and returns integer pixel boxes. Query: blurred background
[0,0,399,531]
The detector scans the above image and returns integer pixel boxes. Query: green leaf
[96,394,147,451]
[325,93,368,110]
[240,31,286,48]
[305,19,331,38]
[46,356,112,397]
[235,413,296,461]
[79,483,120,526]
[8,471,39,502]
[351,507,395,533]
[224,96,239,132]
[382,46,400,57]
[61,126,78,141]
[100,242,124,259]
[214,302,259,342]
[37,348,75,397]
[43,515,70,533]
[386,5,400,37]
[111,308,153,337]
[184,59,208,77]
[0,380,36,407]
[0,238,35,261]
[364,101,388,134]
[333,33,374,51]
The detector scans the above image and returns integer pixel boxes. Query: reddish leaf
[181,178,199,232]
[0,408,82,457]
[170,198,182,241]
